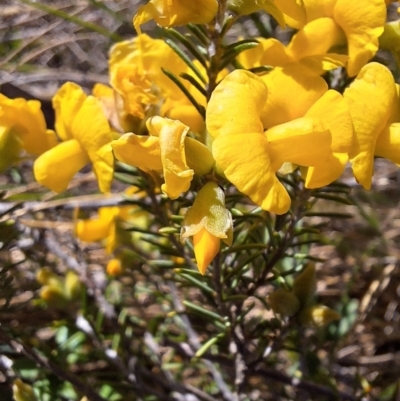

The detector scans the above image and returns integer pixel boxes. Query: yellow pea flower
[181,182,233,275]
[344,62,400,189]
[112,116,214,199]
[109,34,205,133]
[300,0,386,76]
[133,0,218,34]
[75,206,134,254]
[0,94,57,171]
[33,82,114,193]
[207,69,337,214]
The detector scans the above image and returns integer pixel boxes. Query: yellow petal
[92,143,114,193]
[260,65,327,128]
[112,133,163,172]
[375,123,400,164]
[333,0,386,76]
[148,116,194,199]
[181,182,233,240]
[0,96,55,155]
[306,89,353,154]
[193,227,220,275]
[288,18,346,61]
[133,0,218,34]
[72,95,113,160]
[275,0,307,28]
[207,69,267,139]
[34,140,90,193]
[344,62,396,189]
[213,132,291,214]
[304,152,348,188]
[184,137,215,176]
[266,117,332,171]
[52,82,86,141]
[75,219,112,242]
[302,0,336,21]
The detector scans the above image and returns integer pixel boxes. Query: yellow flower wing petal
[184,137,215,176]
[302,0,336,21]
[266,117,332,171]
[207,70,267,139]
[299,54,348,75]
[375,123,400,164]
[274,0,306,28]
[304,152,349,188]
[75,218,111,242]
[71,96,113,160]
[288,18,346,60]
[306,89,353,154]
[133,0,218,33]
[260,65,327,128]
[52,82,86,141]
[0,97,53,155]
[112,133,163,172]
[148,116,194,199]
[92,143,115,193]
[344,63,396,189]
[34,140,90,193]
[333,0,386,76]
[212,132,291,214]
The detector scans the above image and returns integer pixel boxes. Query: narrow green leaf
[180,73,207,97]
[176,272,216,295]
[162,68,206,119]
[186,24,210,46]
[164,39,207,84]
[165,28,208,68]
[183,300,224,322]
[195,333,225,358]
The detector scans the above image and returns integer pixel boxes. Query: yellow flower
[300,0,387,76]
[228,0,307,28]
[112,116,214,199]
[133,0,218,34]
[207,68,342,214]
[181,182,233,275]
[33,82,114,193]
[109,34,205,133]
[344,62,399,189]
[75,205,135,254]
[0,94,57,171]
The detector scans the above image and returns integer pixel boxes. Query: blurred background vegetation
[1,1,400,400]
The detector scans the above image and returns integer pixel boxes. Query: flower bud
[292,263,316,308]
[181,182,233,274]
[299,305,341,328]
[268,288,300,317]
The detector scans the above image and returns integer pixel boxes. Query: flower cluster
[2,0,399,275]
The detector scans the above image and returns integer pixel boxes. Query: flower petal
[52,82,86,141]
[133,0,218,34]
[112,133,163,172]
[193,227,220,275]
[260,65,328,128]
[344,62,396,189]
[375,123,400,164]
[72,95,113,160]
[34,140,90,193]
[333,0,386,76]
[207,70,267,139]
[148,116,194,199]
[213,132,291,214]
